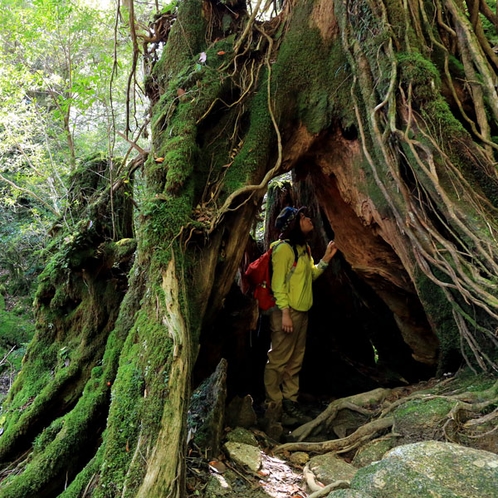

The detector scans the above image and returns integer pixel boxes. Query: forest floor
[187,446,309,498]
[0,368,15,403]
[185,373,496,498]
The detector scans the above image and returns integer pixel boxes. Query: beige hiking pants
[264,308,308,403]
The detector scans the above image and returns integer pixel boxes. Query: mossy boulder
[326,491,372,498]
[308,451,357,484]
[338,441,498,497]
[352,437,397,467]
[392,395,454,443]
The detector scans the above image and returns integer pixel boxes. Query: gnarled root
[275,416,394,454]
[303,460,350,497]
[291,387,394,442]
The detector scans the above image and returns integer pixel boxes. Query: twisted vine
[341,0,498,370]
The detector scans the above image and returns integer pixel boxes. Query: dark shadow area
[193,176,437,409]
[193,254,436,408]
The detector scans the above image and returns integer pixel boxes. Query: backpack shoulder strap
[276,239,299,266]
[273,240,299,286]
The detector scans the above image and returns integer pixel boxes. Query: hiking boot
[282,399,312,425]
[281,410,299,427]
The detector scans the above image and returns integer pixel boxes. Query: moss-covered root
[91,255,192,498]
[0,371,110,498]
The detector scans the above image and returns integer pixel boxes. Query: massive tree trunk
[1,0,498,496]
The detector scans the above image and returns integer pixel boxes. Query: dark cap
[275,206,307,232]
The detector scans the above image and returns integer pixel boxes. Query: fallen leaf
[208,460,227,473]
[217,50,226,55]
[177,88,186,97]
[155,157,164,163]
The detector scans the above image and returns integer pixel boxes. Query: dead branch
[0,346,16,368]
[462,407,498,429]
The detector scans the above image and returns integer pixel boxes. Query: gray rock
[352,437,397,468]
[187,358,227,459]
[309,451,358,485]
[204,472,234,497]
[331,409,369,439]
[226,395,258,429]
[349,441,498,497]
[225,427,259,447]
[224,441,262,473]
[289,451,310,466]
[392,396,454,445]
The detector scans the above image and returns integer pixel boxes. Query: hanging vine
[340,0,498,370]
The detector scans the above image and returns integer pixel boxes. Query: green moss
[163,136,198,194]
[149,56,228,201]
[271,1,354,134]
[152,0,207,90]
[59,447,103,498]
[96,305,176,496]
[383,0,421,49]
[32,418,65,456]
[397,52,441,101]
[223,75,273,193]
[394,396,453,421]
[139,193,193,263]
[0,366,112,498]
[420,98,465,136]
[414,268,458,374]
[0,155,135,487]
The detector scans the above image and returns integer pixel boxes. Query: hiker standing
[264,206,337,426]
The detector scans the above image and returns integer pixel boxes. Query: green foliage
[0,294,35,392]
[481,0,498,47]
[0,295,34,350]
[0,0,139,223]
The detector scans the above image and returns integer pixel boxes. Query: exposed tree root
[275,379,498,458]
[307,481,351,498]
[276,416,395,454]
[290,388,393,441]
[303,462,350,497]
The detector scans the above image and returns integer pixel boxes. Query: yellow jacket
[270,240,327,312]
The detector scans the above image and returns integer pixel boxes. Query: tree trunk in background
[1,0,498,496]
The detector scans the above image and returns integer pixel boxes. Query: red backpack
[244,241,298,311]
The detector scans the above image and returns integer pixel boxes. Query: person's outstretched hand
[322,240,338,263]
